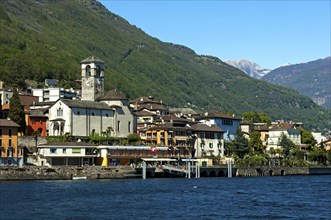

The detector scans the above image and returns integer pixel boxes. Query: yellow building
[0,119,24,166]
[141,124,193,158]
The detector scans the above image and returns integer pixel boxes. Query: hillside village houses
[0,56,329,167]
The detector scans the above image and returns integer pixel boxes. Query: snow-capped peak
[224,59,270,79]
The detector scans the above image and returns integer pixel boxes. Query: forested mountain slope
[0,0,329,130]
[262,57,331,109]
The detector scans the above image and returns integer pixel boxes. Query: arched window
[96,65,101,77]
[86,65,91,77]
[57,108,63,116]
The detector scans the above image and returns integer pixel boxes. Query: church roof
[80,56,104,64]
[97,89,127,101]
[60,99,112,110]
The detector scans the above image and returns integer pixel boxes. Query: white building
[47,56,135,138]
[32,87,79,102]
[267,128,302,150]
[191,123,224,158]
[48,99,114,136]
[37,142,98,166]
[0,88,12,105]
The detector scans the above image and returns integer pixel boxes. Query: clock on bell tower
[81,56,105,101]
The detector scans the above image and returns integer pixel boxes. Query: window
[0,128,2,136]
[209,143,213,149]
[8,149,13,157]
[18,149,23,156]
[91,112,95,116]
[222,119,233,126]
[57,108,63,116]
[128,122,131,132]
[96,65,101,77]
[31,118,36,124]
[50,148,57,154]
[40,119,43,124]
[117,121,120,132]
[9,139,12,147]
[9,129,12,137]
[72,148,81,154]
[63,149,67,154]
[205,132,214,139]
[86,65,91,77]
[77,111,80,115]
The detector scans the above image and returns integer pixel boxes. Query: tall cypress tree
[232,127,250,158]
[8,88,26,134]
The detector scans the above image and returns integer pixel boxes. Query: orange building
[0,119,24,166]
[27,109,48,136]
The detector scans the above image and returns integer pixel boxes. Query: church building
[47,56,136,138]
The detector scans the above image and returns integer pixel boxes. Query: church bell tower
[81,56,105,101]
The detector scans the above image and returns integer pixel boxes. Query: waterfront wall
[0,166,136,181]
[236,166,309,177]
[1,166,330,181]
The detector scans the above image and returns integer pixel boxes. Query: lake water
[1,175,330,219]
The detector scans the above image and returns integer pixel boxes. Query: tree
[8,88,26,134]
[232,128,250,159]
[243,111,272,125]
[249,131,265,154]
[278,132,295,158]
[301,128,317,150]
[127,133,140,145]
[308,146,326,164]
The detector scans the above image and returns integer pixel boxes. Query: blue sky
[99,0,331,70]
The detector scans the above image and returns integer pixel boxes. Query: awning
[141,158,177,162]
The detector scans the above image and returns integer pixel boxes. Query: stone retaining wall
[0,166,136,181]
[237,166,310,177]
[1,166,327,181]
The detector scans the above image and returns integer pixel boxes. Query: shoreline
[1,166,331,181]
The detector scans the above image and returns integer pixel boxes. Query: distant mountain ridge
[224,59,270,79]
[262,57,331,109]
